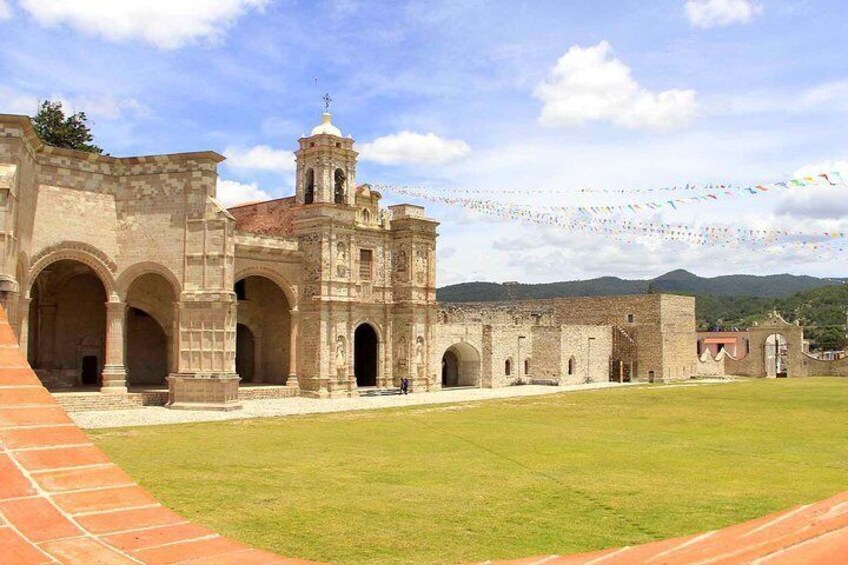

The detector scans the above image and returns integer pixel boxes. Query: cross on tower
[323,93,332,112]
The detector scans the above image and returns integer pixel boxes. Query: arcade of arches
[26,261,180,391]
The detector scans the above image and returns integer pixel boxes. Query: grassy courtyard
[91,378,848,565]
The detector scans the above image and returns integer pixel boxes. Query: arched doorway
[234,275,291,385]
[125,272,176,387]
[235,324,255,383]
[441,343,481,388]
[27,260,107,389]
[354,323,378,387]
[764,333,789,377]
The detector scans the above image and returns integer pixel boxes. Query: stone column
[101,301,128,394]
[287,309,300,389]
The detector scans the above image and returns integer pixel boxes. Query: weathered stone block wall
[659,294,698,381]
[558,325,613,385]
[695,350,727,377]
[439,294,697,382]
[529,326,562,379]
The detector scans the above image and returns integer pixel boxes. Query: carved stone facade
[0,111,705,410]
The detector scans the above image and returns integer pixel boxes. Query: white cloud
[224,144,295,173]
[216,178,270,207]
[0,87,39,115]
[534,41,697,130]
[359,131,471,165]
[685,0,762,28]
[18,0,270,49]
[774,161,848,220]
[0,0,11,20]
[0,88,150,120]
[70,96,150,120]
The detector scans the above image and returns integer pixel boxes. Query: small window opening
[505,358,512,376]
[359,249,373,280]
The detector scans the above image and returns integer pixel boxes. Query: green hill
[437,270,846,302]
[437,271,848,346]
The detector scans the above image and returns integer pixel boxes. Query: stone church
[0,110,699,411]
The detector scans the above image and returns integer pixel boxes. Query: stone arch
[764,333,789,377]
[27,259,109,389]
[351,317,385,344]
[505,357,513,376]
[117,262,181,302]
[124,272,179,386]
[441,342,481,388]
[233,272,293,385]
[234,267,298,311]
[28,242,117,299]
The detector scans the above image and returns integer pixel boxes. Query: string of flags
[372,171,848,253]
[373,171,845,217]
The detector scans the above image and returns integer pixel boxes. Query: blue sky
[2,0,847,284]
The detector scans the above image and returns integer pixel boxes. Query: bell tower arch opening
[304,168,315,204]
[334,168,346,204]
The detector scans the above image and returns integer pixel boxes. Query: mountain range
[436,269,848,303]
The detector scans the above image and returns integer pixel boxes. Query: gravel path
[72,382,642,429]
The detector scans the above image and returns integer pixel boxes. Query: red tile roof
[228,197,302,237]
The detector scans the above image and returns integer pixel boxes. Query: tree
[814,327,848,352]
[31,101,103,154]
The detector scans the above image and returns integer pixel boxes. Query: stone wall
[437,293,696,383]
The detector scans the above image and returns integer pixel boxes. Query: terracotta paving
[0,305,846,564]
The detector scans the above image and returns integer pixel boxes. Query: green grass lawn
[91,378,848,565]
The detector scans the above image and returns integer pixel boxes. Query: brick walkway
[1,304,846,563]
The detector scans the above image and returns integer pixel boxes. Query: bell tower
[295,95,357,207]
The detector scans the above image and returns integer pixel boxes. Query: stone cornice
[0,113,225,167]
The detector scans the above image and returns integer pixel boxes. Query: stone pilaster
[287,309,300,389]
[101,301,128,394]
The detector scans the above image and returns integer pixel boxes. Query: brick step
[237,386,299,401]
[53,390,169,412]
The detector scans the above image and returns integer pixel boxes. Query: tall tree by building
[31,100,103,154]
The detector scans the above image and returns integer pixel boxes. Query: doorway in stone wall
[354,323,378,387]
[764,333,789,377]
[440,343,481,388]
